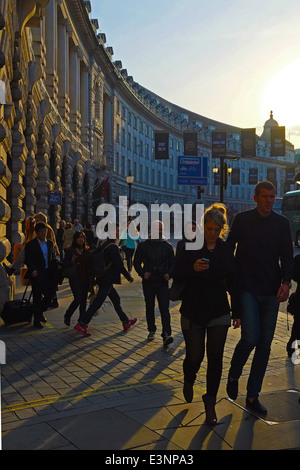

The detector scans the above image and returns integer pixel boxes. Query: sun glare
[261,59,300,127]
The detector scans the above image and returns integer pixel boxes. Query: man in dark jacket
[134,220,175,346]
[74,223,135,337]
[24,222,61,328]
[226,181,294,414]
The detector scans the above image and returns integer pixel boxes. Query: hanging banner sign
[271,126,285,157]
[155,131,169,159]
[184,131,198,156]
[241,128,256,159]
[212,130,226,158]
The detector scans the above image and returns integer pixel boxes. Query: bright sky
[89,0,300,148]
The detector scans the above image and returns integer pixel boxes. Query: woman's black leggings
[182,324,228,397]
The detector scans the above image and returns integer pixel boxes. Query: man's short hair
[255,181,276,196]
[35,222,47,233]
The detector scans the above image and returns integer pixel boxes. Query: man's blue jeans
[229,290,279,398]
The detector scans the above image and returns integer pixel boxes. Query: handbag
[169,279,186,301]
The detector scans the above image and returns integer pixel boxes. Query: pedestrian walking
[83,223,97,248]
[172,206,241,425]
[24,222,62,329]
[226,181,294,414]
[286,254,300,358]
[56,220,66,261]
[4,216,36,276]
[62,222,75,255]
[74,223,136,337]
[119,221,140,275]
[63,231,90,326]
[73,219,83,231]
[134,220,175,347]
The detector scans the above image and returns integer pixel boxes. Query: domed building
[0,0,296,265]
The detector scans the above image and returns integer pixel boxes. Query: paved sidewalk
[1,271,300,451]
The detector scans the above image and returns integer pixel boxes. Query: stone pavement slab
[1,272,300,452]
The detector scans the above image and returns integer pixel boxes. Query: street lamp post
[213,156,239,203]
[126,170,135,207]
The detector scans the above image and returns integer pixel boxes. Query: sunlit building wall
[0,0,296,262]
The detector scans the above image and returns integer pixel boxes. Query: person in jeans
[63,231,90,326]
[134,220,175,347]
[172,206,241,425]
[74,223,136,337]
[226,181,294,414]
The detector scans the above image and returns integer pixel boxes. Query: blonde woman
[172,206,241,425]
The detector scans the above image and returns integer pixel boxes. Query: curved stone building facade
[0,0,296,261]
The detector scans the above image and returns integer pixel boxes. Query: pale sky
[89,0,300,148]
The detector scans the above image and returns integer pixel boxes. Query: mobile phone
[202,258,210,263]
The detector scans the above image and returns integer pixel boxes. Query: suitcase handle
[21,283,32,304]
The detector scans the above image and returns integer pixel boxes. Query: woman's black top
[172,238,241,327]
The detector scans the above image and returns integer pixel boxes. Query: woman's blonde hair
[203,203,229,239]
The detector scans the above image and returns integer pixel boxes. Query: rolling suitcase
[1,284,33,326]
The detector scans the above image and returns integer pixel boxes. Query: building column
[44,0,58,105]
[69,44,81,137]
[57,18,70,123]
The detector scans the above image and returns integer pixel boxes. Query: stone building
[0,0,296,264]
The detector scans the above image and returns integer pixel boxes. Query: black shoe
[226,375,239,400]
[33,321,44,329]
[183,381,194,403]
[202,394,217,425]
[163,334,173,347]
[64,314,71,326]
[41,315,47,323]
[246,397,267,414]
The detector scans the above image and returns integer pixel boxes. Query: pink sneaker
[74,323,91,337]
[123,318,137,331]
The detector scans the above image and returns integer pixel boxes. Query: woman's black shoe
[202,394,217,425]
[226,375,239,400]
[183,381,194,403]
[33,322,44,329]
[64,314,71,326]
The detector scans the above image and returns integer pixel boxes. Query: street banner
[212,130,226,158]
[271,126,285,156]
[184,131,198,156]
[155,131,169,159]
[241,128,256,158]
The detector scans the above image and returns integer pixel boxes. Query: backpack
[87,242,114,279]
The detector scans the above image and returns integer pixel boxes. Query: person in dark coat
[74,223,136,337]
[24,222,62,329]
[63,231,90,326]
[172,206,241,425]
[134,220,175,347]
